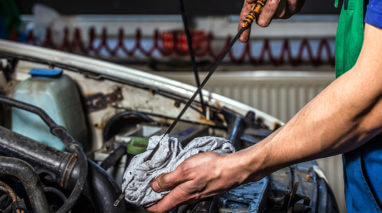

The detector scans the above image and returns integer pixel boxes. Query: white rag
[122,135,235,207]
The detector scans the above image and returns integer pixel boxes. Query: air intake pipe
[0,126,132,212]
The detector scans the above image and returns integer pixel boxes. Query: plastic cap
[127,137,149,155]
[29,68,63,77]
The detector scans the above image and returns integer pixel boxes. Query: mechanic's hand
[146,152,250,212]
[239,0,305,42]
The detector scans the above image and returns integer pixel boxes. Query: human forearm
[238,24,382,181]
[147,24,382,213]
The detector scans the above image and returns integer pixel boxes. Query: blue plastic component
[217,178,269,212]
[29,68,63,77]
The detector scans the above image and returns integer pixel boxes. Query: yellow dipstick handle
[242,0,267,29]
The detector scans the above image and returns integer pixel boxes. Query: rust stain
[149,88,156,96]
[199,113,215,125]
[94,119,109,129]
[174,100,181,108]
[84,88,123,113]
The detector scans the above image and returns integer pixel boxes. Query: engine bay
[0,41,338,213]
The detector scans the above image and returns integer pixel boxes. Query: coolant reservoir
[12,68,87,151]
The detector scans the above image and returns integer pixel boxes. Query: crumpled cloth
[122,135,235,207]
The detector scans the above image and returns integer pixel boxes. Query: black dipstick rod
[179,0,207,116]
[162,0,267,139]
[114,0,267,206]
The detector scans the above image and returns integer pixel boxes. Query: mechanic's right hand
[239,0,305,42]
[146,152,254,213]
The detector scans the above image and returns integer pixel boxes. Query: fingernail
[152,181,160,192]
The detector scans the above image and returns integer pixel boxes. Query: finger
[151,165,190,192]
[238,1,254,42]
[283,0,305,18]
[256,0,281,27]
[148,181,198,212]
[274,0,289,18]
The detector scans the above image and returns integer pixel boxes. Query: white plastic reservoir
[12,68,87,151]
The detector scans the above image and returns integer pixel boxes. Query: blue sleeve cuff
[365,6,382,29]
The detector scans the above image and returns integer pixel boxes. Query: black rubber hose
[0,95,56,130]
[0,95,88,213]
[222,108,246,150]
[55,140,87,213]
[0,95,81,148]
[100,143,127,170]
[0,157,49,213]
[0,126,79,190]
[102,110,154,142]
[43,186,68,206]
[81,160,139,213]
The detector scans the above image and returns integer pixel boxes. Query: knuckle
[158,173,172,188]
[178,162,192,178]
[288,0,304,14]
[269,0,281,9]
[178,161,188,172]
[257,18,270,27]
[151,180,161,192]
[161,174,171,185]
[156,176,165,188]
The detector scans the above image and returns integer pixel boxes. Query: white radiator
[159,70,346,212]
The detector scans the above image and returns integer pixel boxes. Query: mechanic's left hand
[146,152,251,212]
[239,0,306,42]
